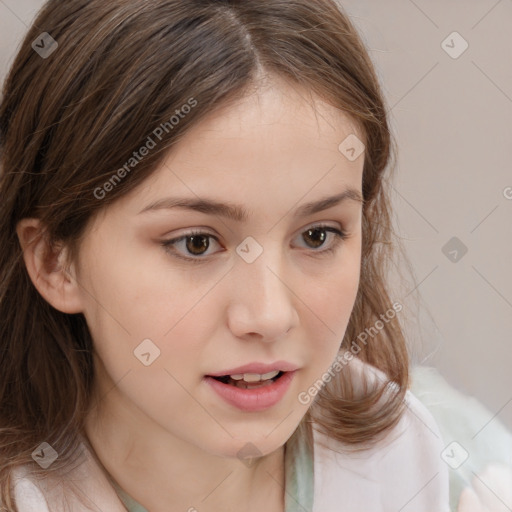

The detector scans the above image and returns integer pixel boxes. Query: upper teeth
[229,370,280,382]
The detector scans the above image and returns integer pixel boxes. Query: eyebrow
[138,188,363,222]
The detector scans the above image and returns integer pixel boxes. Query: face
[76,78,365,460]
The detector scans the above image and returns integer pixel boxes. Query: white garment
[410,366,512,512]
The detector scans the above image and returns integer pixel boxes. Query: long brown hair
[0,0,410,509]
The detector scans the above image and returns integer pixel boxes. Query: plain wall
[343,0,512,431]
[0,0,511,432]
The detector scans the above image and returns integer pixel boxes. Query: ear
[16,218,84,314]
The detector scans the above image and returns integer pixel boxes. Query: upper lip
[207,361,299,377]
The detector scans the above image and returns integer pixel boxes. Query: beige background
[0,0,511,431]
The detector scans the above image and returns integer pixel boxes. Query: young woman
[1,1,508,511]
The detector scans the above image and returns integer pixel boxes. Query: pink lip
[206,361,299,377]
[204,370,297,412]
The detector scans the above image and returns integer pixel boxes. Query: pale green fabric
[410,366,512,512]
[111,482,148,512]
[110,424,314,512]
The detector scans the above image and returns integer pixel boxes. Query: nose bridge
[245,250,285,303]
[227,239,298,339]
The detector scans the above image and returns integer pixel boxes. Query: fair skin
[17,77,364,512]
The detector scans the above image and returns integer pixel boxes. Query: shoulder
[311,359,450,512]
[410,365,512,468]
[7,439,127,512]
[410,365,512,511]
[9,465,50,512]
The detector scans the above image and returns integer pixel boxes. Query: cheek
[81,258,212,421]
[80,240,201,335]
[311,242,361,313]
[303,254,361,358]
[79,247,218,382]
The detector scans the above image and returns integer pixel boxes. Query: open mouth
[209,371,286,389]
[205,369,296,411]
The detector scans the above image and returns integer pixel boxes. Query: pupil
[305,228,326,249]
[186,235,209,255]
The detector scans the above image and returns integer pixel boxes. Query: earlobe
[16,218,84,314]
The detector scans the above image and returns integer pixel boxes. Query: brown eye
[296,225,347,254]
[184,234,210,255]
[161,230,222,263]
[302,227,329,249]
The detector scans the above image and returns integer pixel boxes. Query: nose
[226,247,299,342]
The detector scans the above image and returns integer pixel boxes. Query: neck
[83,378,286,512]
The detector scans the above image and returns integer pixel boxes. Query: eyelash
[160,224,348,264]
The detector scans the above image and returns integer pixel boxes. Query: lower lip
[204,371,296,412]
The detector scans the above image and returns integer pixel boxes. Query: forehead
[185,77,364,151]
[105,79,365,222]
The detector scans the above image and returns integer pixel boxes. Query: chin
[205,431,287,462]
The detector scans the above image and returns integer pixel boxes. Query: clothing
[10,359,451,511]
[410,366,512,512]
